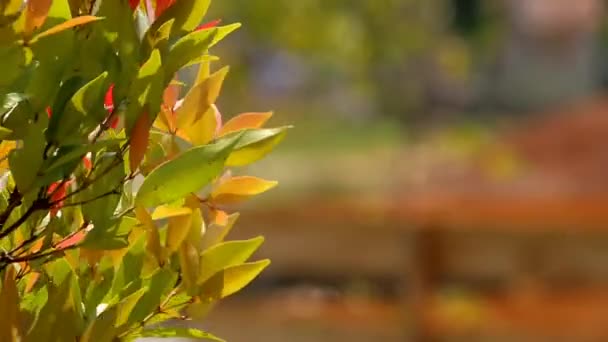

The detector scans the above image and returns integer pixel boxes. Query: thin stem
[0,199,48,240]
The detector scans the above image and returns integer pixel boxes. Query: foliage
[0,0,289,340]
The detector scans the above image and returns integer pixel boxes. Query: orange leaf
[219,112,273,136]
[24,272,40,294]
[163,82,181,110]
[32,15,104,41]
[210,176,277,205]
[25,0,52,37]
[209,209,228,225]
[129,111,150,173]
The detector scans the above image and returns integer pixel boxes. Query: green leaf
[128,268,176,324]
[80,152,125,230]
[125,49,163,132]
[115,286,148,327]
[43,139,123,176]
[199,259,270,301]
[165,28,216,81]
[96,0,140,78]
[198,237,265,284]
[211,23,241,47]
[141,18,174,60]
[1,92,34,139]
[149,0,211,36]
[225,126,290,166]
[8,119,46,193]
[83,256,114,319]
[139,327,224,341]
[48,72,109,144]
[0,45,32,91]
[109,233,146,300]
[135,133,242,207]
[20,285,48,320]
[81,216,135,250]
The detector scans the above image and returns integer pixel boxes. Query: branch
[0,187,22,229]
[55,188,121,208]
[0,199,48,240]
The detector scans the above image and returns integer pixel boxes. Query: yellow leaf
[176,66,229,128]
[187,207,204,249]
[201,212,239,250]
[135,206,163,266]
[31,15,104,42]
[178,242,200,295]
[167,213,192,254]
[219,112,273,136]
[0,140,16,171]
[210,176,277,205]
[151,205,192,220]
[0,266,23,341]
[199,259,270,301]
[198,237,265,284]
[24,0,52,37]
[195,53,212,85]
[23,271,40,293]
[129,111,150,173]
[181,105,217,145]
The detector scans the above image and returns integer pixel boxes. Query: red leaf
[82,156,92,170]
[155,0,176,17]
[46,106,52,118]
[104,84,114,112]
[110,115,119,129]
[48,180,73,216]
[55,230,87,250]
[129,0,140,10]
[129,111,150,173]
[196,19,221,31]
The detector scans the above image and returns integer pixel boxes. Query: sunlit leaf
[136,206,163,266]
[151,205,192,220]
[199,259,270,301]
[135,133,242,207]
[219,112,273,136]
[149,0,211,36]
[24,0,52,37]
[198,237,265,284]
[210,176,277,205]
[200,212,239,250]
[177,66,228,127]
[226,126,290,166]
[31,15,104,42]
[139,327,224,341]
[165,211,191,254]
[165,27,217,81]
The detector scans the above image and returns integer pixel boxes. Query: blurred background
[197,0,608,340]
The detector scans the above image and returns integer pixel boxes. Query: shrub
[0,0,289,340]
